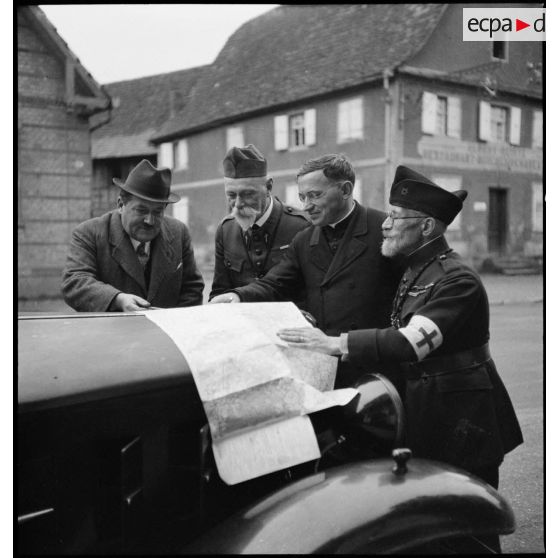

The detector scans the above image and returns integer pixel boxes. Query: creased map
[144,302,358,484]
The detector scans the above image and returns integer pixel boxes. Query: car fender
[183,457,515,554]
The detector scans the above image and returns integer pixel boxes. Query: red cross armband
[398,315,443,360]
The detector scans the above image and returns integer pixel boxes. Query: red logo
[516,18,530,31]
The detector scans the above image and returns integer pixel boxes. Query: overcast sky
[39,4,278,84]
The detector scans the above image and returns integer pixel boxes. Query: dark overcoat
[234,202,402,386]
[209,197,309,300]
[347,235,523,470]
[61,210,204,311]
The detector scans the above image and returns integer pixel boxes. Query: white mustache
[231,206,258,231]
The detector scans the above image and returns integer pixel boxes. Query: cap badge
[401,187,408,195]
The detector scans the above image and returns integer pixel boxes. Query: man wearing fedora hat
[277,167,523,501]
[209,144,309,301]
[62,159,204,312]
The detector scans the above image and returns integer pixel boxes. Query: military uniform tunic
[347,235,523,471]
[210,197,309,300]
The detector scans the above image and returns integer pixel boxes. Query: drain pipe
[383,68,394,206]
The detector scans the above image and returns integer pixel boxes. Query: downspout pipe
[383,68,394,206]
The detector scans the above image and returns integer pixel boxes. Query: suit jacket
[347,236,523,470]
[61,210,204,311]
[210,197,309,300]
[233,202,402,386]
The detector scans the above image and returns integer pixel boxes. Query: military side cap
[389,166,467,225]
[223,144,267,178]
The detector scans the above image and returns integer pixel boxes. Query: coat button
[256,261,262,267]
[255,248,262,256]
[226,260,231,267]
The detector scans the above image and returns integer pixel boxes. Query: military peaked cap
[389,166,467,225]
[223,144,267,178]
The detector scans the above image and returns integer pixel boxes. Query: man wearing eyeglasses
[209,144,310,302]
[211,153,401,388]
[277,166,523,506]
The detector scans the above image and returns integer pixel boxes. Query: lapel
[147,219,177,299]
[109,211,146,291]
[320,203,369,286]
[308,225,333,273]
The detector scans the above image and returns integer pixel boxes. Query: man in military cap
[62,159,204,312]
[209,144,310,301]
[277,165,523,495]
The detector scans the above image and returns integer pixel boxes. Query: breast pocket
[269,246,289,267]
[223,252,245,273]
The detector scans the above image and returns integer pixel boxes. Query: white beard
[381,237,401,258]
[231,206,258,231]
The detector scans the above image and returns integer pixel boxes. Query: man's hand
[277,327,342,355]
[114,293,151,312]
[209,293,241,304]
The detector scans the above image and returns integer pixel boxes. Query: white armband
[398,314,443,360]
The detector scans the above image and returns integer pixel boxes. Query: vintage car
[18,311,516,554]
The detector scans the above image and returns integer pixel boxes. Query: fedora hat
[113,159,180,203]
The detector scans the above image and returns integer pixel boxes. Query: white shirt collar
[130,238,151,255]
[328,201,356,229]
[254,195,274,227]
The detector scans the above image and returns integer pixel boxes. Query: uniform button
[256,261,262,267]
[226,260,231,267]
[255,248,262,255]
[402,277,408,283]
[439,254,447,260]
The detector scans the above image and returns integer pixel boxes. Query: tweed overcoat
[61,210,204,311]
[210,197,309,300]
[346,236,523,470]
[233,202,402,386]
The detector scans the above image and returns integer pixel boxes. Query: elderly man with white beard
[277,166,523,525]
[209,144,309,302]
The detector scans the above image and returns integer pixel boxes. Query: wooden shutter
[478,101,491,141]
[447,96,461,139]
[274,115,289,150]
[177,139,188,168]
[304,109,316,146]
[510,107,521,145]
[421,92,437,134]
[532,110,543,149]
[159,142,173,168]
[337,101,350,142]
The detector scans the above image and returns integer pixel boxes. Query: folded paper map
[145,302,358,484]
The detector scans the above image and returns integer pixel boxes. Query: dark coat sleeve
[233,233,305,302]
[209,221,230,300]
[176,222,204,307]
[61,220,121,312]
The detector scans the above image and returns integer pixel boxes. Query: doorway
[488,187,508,254]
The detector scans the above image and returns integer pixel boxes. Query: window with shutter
[447,97,461,139]
[173,139,188,169]
[226,127,244,150]
[509,107,521,145]
[421,92,437,134]
[159,142,174,168]
[532,110,543,149]
[274,115,289,151]
[478,101,492,141]
[337,98,363,142]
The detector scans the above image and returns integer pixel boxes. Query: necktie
[136,242,149,268]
